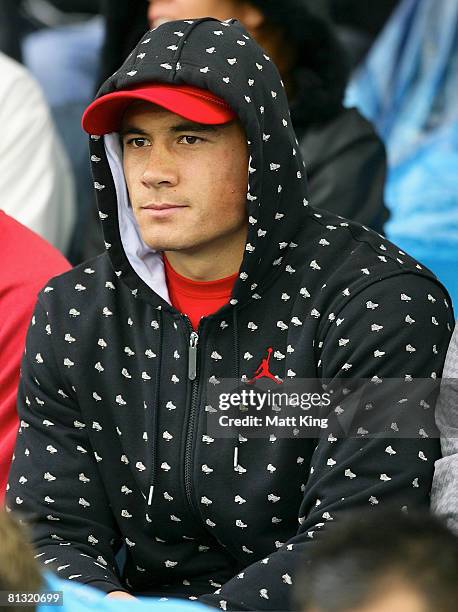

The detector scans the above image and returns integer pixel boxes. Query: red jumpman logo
[248,347,281,384]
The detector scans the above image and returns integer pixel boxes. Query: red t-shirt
[0,211,70,502]
[163,254,237,330]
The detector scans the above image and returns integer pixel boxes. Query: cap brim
[82,84,237,135]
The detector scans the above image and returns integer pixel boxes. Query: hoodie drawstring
[148,308,163,506]
[232,307,241,470]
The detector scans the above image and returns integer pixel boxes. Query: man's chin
[138,236,190,253]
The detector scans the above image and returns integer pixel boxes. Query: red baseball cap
[82,83,237,135]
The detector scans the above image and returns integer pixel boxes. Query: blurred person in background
[0,51,75,253]
[0,211,70,502]
[293,510,458,612]
[346,0,458,309]
[82,0,389,259]
[432,324,458,536]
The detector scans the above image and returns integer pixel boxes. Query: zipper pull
[188,331,199,381]
[148,485,154,506]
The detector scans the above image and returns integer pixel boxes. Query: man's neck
[163,229,247,282]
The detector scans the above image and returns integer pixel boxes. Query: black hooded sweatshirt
[6,18,454,611]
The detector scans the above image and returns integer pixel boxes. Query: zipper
[188,331,199,381]
[184,319,201,515]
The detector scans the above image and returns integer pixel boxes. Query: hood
[88,18,309,310]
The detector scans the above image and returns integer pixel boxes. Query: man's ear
[238,2,265,32]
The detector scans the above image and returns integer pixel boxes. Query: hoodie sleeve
[6,298,126,595]
[199,273,453,611]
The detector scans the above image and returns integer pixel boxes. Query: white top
[0,52,75,253]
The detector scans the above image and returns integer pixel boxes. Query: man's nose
[141,146,179,188]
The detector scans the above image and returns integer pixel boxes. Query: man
[293,510,458,612]
[6,17,453,611]
[0,212,70,501]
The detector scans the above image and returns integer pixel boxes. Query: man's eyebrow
[119,120,233,138]
[119,126,150,138]
[170,121,219,134]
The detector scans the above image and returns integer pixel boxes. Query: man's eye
[128,138,150,148]
[179,135,203,145]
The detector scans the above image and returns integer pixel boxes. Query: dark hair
[293,510,458,612]
[245,0,350,125]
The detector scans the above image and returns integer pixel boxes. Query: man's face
[148,0,245,28]
[121,102,249,258]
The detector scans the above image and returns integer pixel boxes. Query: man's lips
[142,203,187,211]
[140,203,187,218]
